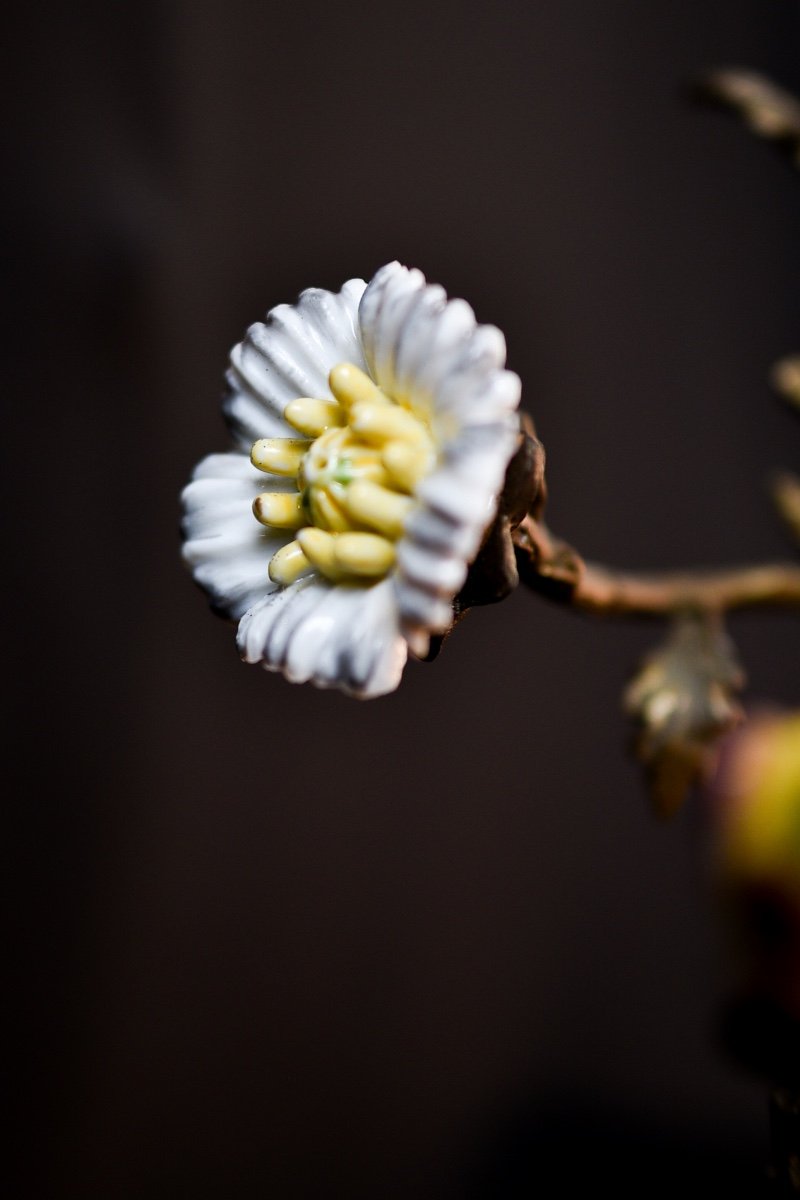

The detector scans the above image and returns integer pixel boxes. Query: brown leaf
[771,470,800,546]
[624,613,746,816]
[698,69,800,166]
[771,356,800,411]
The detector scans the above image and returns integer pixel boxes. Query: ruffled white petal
[224,278,367,450]
[358,263,521,655]
[395,540,467,595]
[237,577,407,699]
[358,263,427,400]
[393,578,454,631]
[182,452,292,620]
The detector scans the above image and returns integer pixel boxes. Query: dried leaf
[771,470,800,546]
[699,69,800,166]
[771,356,800,411]
[624,614,746,816]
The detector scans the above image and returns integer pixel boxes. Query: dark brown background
[7,2,800,1196]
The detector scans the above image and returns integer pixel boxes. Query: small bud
[709,712,800,1019]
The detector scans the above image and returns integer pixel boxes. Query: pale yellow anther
[335,445,393,488]
[251,368,436,586]
[344,480,413,539]
[268,540,312,585]
[252,492,305,529]
[352,461,394,489]
[329,362,391,410]
[349,402,429,447]
[284,397,344,438]
[296,527,343,582]
[381,441,434,492]
[308,487,351,533]
[251,437,310,476]
[334,532,396,578]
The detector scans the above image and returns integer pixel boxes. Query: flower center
[250,363,435,586]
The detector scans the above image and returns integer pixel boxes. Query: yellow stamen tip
[296,526,342,581]
[309,487,351,533]
[334,532,396,578]
[284,397,344,438]
[252,492,305,529]
[329,362,390,410]
[344,480,413,539]
[268,540,312,585]
[381,441,434,492]
[251,437,310,476]
[349,402,429,447]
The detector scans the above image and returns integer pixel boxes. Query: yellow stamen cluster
[251,363,436,586]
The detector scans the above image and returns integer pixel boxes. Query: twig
[514,514,800,617]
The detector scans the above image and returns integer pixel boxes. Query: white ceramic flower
[182,262,521,697]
